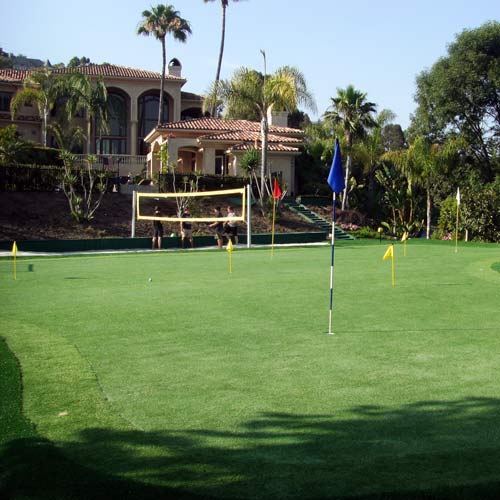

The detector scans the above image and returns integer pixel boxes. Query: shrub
[437,183,500,242]
[351,226,389,239]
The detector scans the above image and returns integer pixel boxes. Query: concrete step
[283,200,355,240]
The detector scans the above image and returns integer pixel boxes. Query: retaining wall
[0,232,327,253]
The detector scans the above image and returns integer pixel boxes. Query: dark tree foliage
[412,21,500,181]
[381,124,406,151]
[67,56,91,68]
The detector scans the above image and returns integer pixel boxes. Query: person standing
[180,208,194,248]
[152,206,163,249]
[225,205,238,245]
[209,207,224,249]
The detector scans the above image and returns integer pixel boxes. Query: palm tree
[66,72,109,154]
[137,4,192,126]
[49,122,86,152]
[324,85,377,210]
[384,136,465,239]
[208,65,316,205]
[10,67,65,146]
[203,0,241,116]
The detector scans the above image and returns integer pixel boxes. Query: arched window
[138,91,169,155]
[97,91,128,155]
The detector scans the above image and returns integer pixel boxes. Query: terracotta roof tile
[200,130,302,144]
[230,143,300,152]
[0,64,183,82]
[158,117,304,137]
[53,64,184,80]
[0,69,31,83]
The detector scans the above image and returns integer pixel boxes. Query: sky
[2,0,500,129]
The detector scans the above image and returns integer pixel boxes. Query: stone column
[130,120,138,155]
[129,96,138,155]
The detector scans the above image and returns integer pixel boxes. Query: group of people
[209,206,238,249]
[152,205,238,250]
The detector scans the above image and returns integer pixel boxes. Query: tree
[10,67,65,146]
[203,0,242,117]
[68,56,91,68]
[137,4,192,126]
[239,147,263,199]
[374,162,410,236]
[0,125,28,165]
[48,121,85,153]
[381,123,406,151]
[412,21,500,181]
[383,136,465,238]
[66,72,109,154]
[355,109,397,215]
[208,65,316,206]
[60,151,109,222]
[324,85,377,210]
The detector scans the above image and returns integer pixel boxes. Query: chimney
[267,110,288,128]
[167,58,182,78]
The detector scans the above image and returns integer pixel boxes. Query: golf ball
[148,277,152,282]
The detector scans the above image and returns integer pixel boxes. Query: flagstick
[404,239,407,257]
[391,245,395,288]
[271,195,277,257]
[13,253,17,280]
[229,252,232,273]
[455,201,459,254]
[328,192,336,335]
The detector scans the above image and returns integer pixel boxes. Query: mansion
[0,59,304,192]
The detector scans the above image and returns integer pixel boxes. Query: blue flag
[327,138,345,193]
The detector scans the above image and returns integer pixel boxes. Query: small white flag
[456,187,461,206]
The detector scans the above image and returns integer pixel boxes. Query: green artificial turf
[1,240,500,499]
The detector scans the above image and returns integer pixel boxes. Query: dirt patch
[0,192,317,241]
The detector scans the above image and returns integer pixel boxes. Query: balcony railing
[73,154,147,176]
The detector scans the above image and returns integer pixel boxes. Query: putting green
[1,240,500,499]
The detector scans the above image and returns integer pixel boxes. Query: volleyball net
[136,187,246,223]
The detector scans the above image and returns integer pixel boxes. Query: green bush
[437,183,500,242]
[436,196,460,240]
[18,145,63,166]
[351,226,389,239]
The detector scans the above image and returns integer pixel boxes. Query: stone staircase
[283,198,355,240]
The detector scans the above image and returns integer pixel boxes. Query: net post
[247,184,251,248]
[131,190,136,238]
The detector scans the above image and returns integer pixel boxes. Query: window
[138,92,169,155]
[96,92,128,155]
[0,91,13,112]
[215,150,228,175]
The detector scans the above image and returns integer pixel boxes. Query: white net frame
[136,187,246,223]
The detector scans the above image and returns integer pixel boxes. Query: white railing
[73,154,147,176]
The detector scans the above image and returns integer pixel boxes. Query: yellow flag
[12,241,18,256]
[383,245,393,260]
[401,232,408,242]
[226,239,233,252]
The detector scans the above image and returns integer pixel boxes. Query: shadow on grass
[4,399,500,500]
[3,331,500,499]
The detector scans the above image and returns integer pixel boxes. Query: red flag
[273,178,282,199]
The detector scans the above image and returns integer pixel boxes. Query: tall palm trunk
[341,154,351,210]
[158,36,167,126]
[211,2,227,116]
[341,134,352,210]
[260,114,268,204]
[86,118,92,154]
[42,108,49,147]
